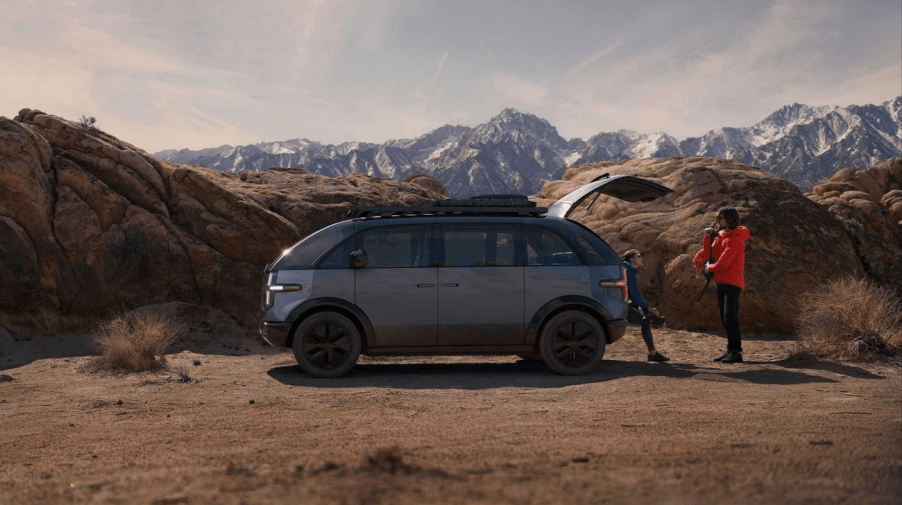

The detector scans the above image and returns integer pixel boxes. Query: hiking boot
[721,351,743,364]
[647,352,670,362]
[713,351,731,362]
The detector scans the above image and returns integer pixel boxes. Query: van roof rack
[349,194,547,218]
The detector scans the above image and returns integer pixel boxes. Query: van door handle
[441,283,459,287]
[417,284,435,288]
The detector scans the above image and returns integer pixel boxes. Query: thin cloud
[492,73,549,110]
[416,52,450,98]
[60,22,186,74]
[564,38,625,80]
[3,0,898,151]
[355,0,392,51]
[554,0,899,140]
[427,53,450,90]
[803,66,902,108]
[0,49,99,120]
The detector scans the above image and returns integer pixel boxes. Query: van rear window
[570,223,620,265]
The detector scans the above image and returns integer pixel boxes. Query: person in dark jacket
[622,249,669,362]
[692,206,750,364]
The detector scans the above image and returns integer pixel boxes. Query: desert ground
[1,326,900,505]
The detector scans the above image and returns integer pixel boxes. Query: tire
[293,312,361,378]
[538,310,606,375]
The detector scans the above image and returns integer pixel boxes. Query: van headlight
[264,273,302,310]
[264,273,275,309]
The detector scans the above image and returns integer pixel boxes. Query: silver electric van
[260,174,672,377]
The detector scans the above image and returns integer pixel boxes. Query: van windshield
[272,221,354,269]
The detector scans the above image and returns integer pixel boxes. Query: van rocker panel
[365,346,537,355]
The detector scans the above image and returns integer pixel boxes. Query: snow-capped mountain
[745,98,902,188]
[425,108,574,196]
[156,97,902,196]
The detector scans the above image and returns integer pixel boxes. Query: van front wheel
[293,312,361,378]
[538,310,605,375]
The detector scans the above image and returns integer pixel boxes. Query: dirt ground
[1,326,900,505]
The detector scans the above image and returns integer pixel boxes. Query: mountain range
[155,96,902,197]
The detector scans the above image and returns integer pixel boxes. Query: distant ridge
[156,97,902,196]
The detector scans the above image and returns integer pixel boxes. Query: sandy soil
[1,326,900,505]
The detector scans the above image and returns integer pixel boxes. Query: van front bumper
[608,318,627,344]
[260,321,293,348]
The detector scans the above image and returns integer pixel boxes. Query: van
[260,174,672,377]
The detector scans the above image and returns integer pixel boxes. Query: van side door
[354,224,437,348]
[437,222,525,346]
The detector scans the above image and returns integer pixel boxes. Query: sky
[2,0,900,153]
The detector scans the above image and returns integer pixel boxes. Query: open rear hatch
[545,173,674,219]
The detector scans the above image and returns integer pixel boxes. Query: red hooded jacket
[693,226,750,289]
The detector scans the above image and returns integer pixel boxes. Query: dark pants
[717,283,742,352]
[639,318,655,352]
[629,306,656,352]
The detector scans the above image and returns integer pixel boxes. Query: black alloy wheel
[293,312,361,378]
[538,310,606,375]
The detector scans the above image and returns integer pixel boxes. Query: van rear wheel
[293,312,361,378]
[538,310,605,375]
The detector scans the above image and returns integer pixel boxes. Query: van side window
[317,237,354,269]
[524,227,580,266]
[359,227,431,268]
[442,226,516,267]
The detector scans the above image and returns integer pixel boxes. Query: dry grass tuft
[87,311,182,372]
[173,364,193,383]
[362,446,449,478]
[794,276,902,361]
[366,446,405,473]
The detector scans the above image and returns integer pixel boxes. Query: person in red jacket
[693,206,750,364]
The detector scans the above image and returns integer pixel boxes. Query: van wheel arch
[286,299,373,352]
[526,296,614,347]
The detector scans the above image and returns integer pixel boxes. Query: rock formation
[2,108,898,336]
[806,158,902,289]
[0,109,448,327]
[533,157,886,334]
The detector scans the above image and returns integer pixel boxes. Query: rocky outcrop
[534,157,871,334]
[4,109,896,336]
[806,158,902,289]
[0,109,448,326]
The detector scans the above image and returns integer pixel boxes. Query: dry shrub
[88,311,182,372]
[794,276,902,361]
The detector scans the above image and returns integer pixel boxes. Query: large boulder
[806,158,902,290]
[534,157,865,334]
[0,118,77,310]
[0,109,449,326]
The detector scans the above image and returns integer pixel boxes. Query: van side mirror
[351,249,368,268]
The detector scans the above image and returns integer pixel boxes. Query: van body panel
[356,267,438,347]
[437,266,525,346]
